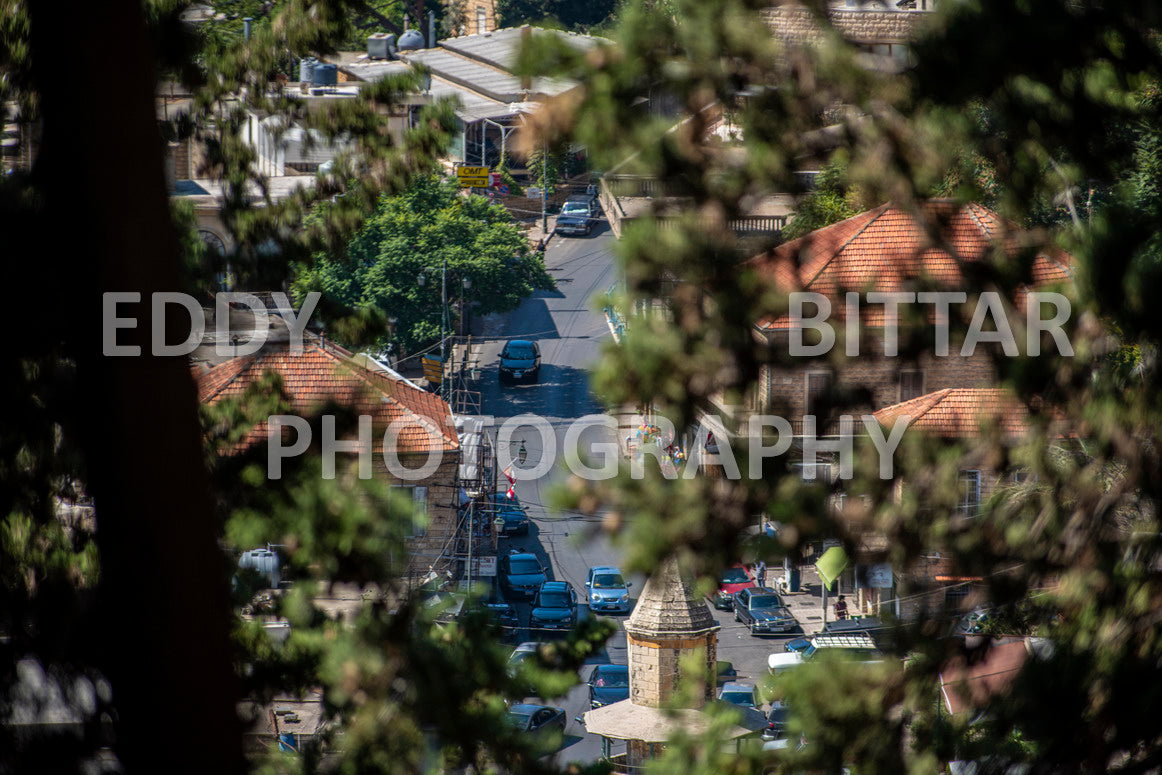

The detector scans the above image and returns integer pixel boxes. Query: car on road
[585,566,633,614]
[783,617,884,653]
[768,633,881,673]
[483,602,520,636]
[529,581,577,633]
[499,551,548,601]
[554,195,599,236]
[488,492,529,536]
[717,681,759,708]
[763,700,791,741]
[506,703,567,750]
[711,564,756,610]
[587,663,630,708]
[499,339,541,384]
[734,587,798,635]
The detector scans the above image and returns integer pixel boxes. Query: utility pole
[440,258,448,402]
[540,140,548,233]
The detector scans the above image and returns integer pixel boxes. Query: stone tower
[623,555,720,708]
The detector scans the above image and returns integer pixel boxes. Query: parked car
[734,587,797,635]
[955,607,990,637]
[711,564,756,610]
[554,195,599,236]
[488,492,529,536]
[763,700,791,741]
[768,633,881,673]
[483,602,520,636]
[529,581,577,633]
[717,681,758,708]
[508,641,543,669]
[499,551,548,600]
[587,663,630,708]
[585,566,633,614]
[506,703,567,747]
[499,339,541,383]
[782,636,812,653]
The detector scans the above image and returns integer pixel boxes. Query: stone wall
[763,4,931,46]
[759,331,998,426]
[626,632,716,708]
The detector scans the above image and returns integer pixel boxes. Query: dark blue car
[488,492,529,536]
[499,551,548,601]
[529,581,576,633]
[587,664,630,708]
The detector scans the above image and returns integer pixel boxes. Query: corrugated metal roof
[439,27,600,71]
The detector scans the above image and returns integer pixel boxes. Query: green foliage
[294,175,553,352]
[527,146,563,195]
[780,156,860,242]
[497,0,618,30]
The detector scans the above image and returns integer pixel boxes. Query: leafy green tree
[294,174,553,353]
[497,0,617,30]
[779,155,860,242]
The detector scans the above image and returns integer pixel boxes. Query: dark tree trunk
[27,0,245,772]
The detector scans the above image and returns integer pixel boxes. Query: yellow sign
[456,166,490,188]
[421,355,444,384]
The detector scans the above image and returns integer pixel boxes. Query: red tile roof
[752,201,1072,329]
[872,388,1031,440]
[197,344,459,455]
[939,639,1029,715]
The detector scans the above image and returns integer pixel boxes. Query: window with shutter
[899,370,924,401]
[805,372,832,418]
[392,485,429,537]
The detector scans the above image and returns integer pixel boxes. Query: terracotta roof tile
[752,201,1072,329]
[197,345,459,455]
[872,388,1030,440]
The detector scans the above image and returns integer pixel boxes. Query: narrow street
[474,221,810,763]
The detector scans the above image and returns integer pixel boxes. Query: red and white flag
[503,467,516,499]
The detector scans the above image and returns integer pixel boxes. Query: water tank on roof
[239,548,281,588]
[311,63,338,86]
[298,57,317,83]
[367,32,397,60]
[397,28,425,51]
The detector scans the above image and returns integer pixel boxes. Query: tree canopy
[295,175,553,353]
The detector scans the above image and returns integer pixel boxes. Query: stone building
[584,557,764,771]
[196,340,462,584]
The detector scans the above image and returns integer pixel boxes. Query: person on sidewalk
[755,560,767,588]
[834,594,849,620]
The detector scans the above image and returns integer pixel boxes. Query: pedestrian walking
[835,594,849,620]
[755,560,767,588]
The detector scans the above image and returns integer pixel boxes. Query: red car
[711,564,755,610]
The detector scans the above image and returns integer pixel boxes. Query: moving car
[499,339,541,384]
[585,566,633,614]
[734,587,798,635]
[529,581,577,633]
[717,681,758,708]
[587,663,630,708]
[711,564,756,610]
[488,492,529,536]
[553,194,599,236]
[499,551,548,600]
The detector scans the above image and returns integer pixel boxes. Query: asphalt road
[476,222,800,764]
